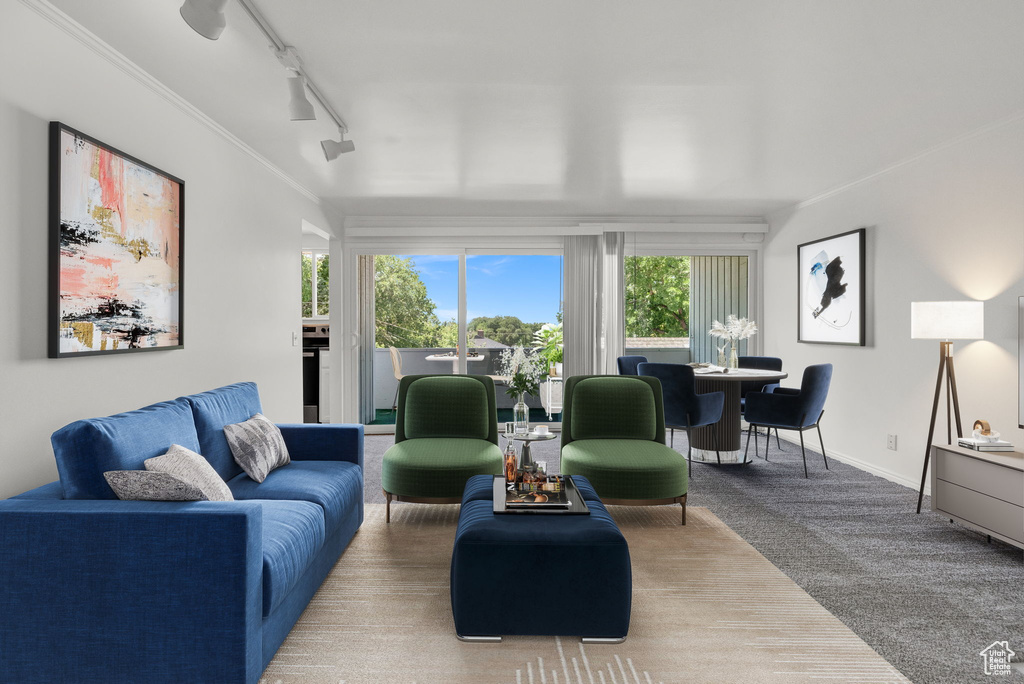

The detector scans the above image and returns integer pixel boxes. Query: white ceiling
[50,0,1024,219]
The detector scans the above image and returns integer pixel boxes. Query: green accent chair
[560,375,689,524]
[381,375,503,522]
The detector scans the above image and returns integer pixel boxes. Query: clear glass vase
[729,342,739,369]
[513,393,529,434]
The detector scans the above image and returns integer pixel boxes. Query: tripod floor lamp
[912,300,984,513]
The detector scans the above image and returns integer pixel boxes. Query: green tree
[374,255,443,348]
[316,254,329,316]
[468,315,544,347]
[301,253,313,317]
[624,256,691,337]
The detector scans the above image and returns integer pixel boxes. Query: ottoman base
[456,635,627,644]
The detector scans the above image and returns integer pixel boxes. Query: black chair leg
[392,385,399,411]
[817,424,829,470]
[670,427,674,448]
[799,430,809,478]
[685,427,692,476]
[775,429,781,450]
[744,425,753,461]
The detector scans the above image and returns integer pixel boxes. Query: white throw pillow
[223,413,291,483]
[145,444,234,502]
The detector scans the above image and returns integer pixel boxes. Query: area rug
[261,504,909,684]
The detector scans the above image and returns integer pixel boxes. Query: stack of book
[958,437,1015,452]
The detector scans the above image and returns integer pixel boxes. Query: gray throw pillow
[103,470,207,501]
[145,444,234,502]
[223,413,291,483]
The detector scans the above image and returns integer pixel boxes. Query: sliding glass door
[360,251,564,426]
[466,253,564,422]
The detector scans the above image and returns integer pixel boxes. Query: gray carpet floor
[362,432,1024,684]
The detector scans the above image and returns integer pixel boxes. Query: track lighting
[180,0,228,40]
[287,75,316,121]
[321,129,355,161]
[181,0,354,159]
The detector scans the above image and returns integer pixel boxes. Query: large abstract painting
[49,122,183,357]
[797,228,865,346]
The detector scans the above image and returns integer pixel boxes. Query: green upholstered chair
[560,375,689,524]
[381,374,503,522]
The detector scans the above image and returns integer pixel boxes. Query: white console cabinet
[930,443,1024,550]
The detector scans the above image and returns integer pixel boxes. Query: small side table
[513,431,558,471]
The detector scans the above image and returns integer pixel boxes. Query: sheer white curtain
[356,255,376,424]
[563,232,625,377]
[600,232,625,374]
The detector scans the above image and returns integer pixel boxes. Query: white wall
[763,118,1024,490]
[0,2,334,497]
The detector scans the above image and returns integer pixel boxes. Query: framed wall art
[49,122,184,358]
[797,227,865,346]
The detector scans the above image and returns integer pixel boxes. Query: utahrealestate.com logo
[980,641,1016,676]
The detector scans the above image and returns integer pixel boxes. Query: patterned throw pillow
[103,470,207,501]
[223,413,291,483]
[145,444,234,502]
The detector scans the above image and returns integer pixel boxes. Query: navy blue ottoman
[450,474,631,642]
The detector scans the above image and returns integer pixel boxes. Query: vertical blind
[689,256,749,364]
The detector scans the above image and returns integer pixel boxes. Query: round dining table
[690,368,788,464]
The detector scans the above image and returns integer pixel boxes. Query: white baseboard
[769,431,925,495]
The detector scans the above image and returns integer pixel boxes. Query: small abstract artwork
[797,228,865,346]
[49,122,184,357]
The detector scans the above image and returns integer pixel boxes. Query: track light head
[321,131,355,161]
[287,75,316,121]
[180,0,228,40]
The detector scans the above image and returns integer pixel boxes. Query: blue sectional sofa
[0,382,364,684]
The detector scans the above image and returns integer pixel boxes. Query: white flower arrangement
[498,345,546,397]
[709,315,758,342]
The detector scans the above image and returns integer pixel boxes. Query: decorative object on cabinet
[797,228,865,346]
[911,300,984,513]
[49,122,183,358]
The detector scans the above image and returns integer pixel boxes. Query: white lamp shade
[287,76,316,121]
[180,0,228,40]
[910,301,984,340]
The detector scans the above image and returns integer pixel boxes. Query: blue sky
[399,255,562,324]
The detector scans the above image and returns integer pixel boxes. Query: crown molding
[22,0,321,205]
[790,109,1024,212]
[343,215,767,237]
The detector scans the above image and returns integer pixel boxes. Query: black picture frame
[797,228,866,346]
[49,122,184,358]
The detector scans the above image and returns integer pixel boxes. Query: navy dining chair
[738,355,783,448]
[616,355,648,375]
[743,363,833,478]
[638,362,725,474]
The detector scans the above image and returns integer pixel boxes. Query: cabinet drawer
[934,480,1024,543]
[934,449,1024,506]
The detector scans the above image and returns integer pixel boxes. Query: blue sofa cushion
[228,461,362,536]
[51,398,201,500]
[258,500,326,618]
[185,382,263,482]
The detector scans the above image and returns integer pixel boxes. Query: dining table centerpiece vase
[710,315,758,369]
[498,345,545,434]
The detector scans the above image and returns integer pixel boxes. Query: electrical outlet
[887,434,897,451]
